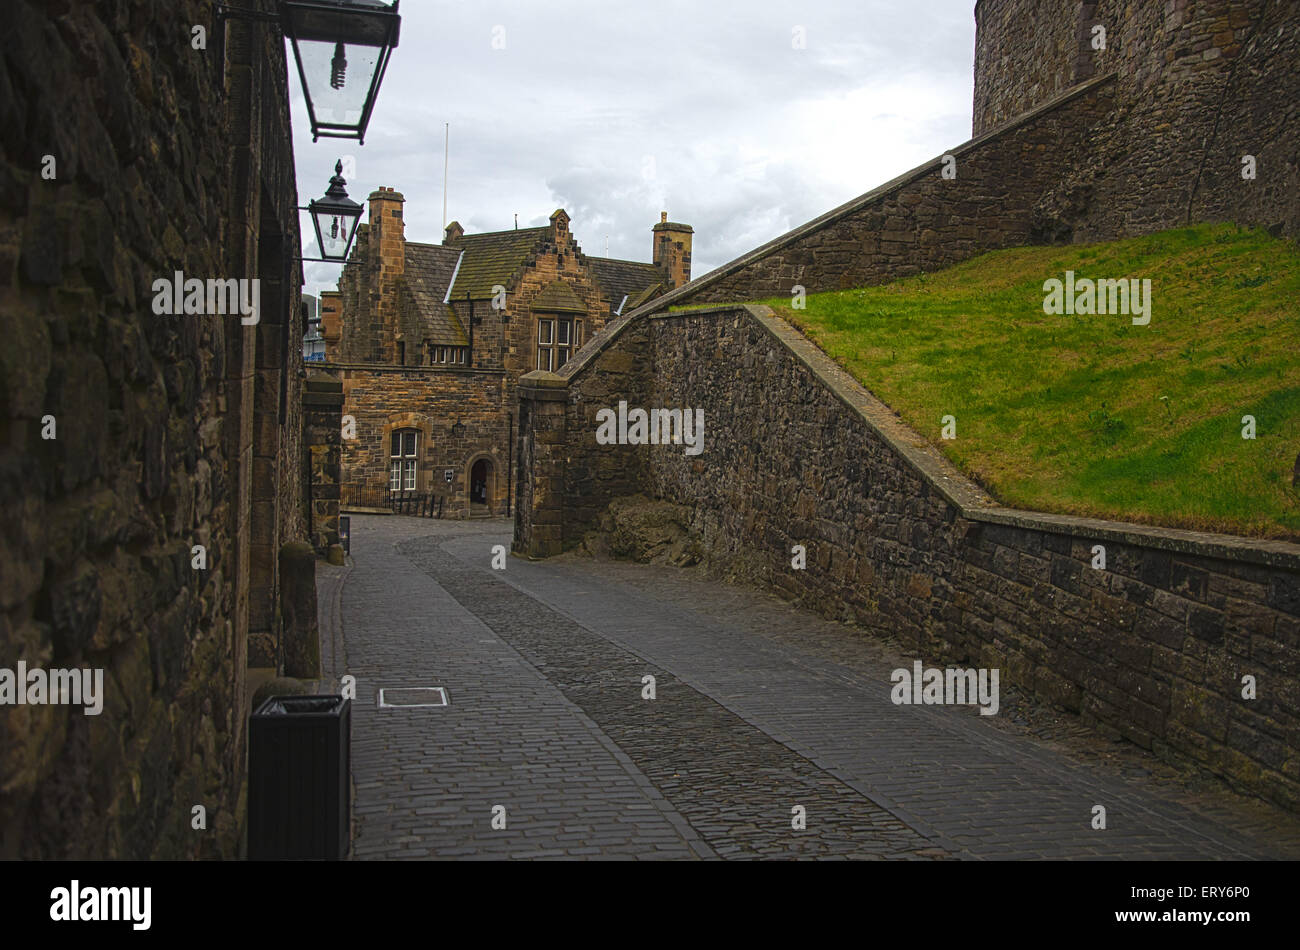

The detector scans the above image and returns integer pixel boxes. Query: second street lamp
[307,160,364,261]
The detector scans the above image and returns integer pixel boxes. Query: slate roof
[587,256,664,314]
[398,242,467,345]
[447,227,550,300]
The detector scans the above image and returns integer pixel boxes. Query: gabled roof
[530,279,587,313]
[447,227,549,300]
[399,242,467,345]
[587,256,664,314]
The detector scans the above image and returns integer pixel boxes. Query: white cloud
[291,0,976,295]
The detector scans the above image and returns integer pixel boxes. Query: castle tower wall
[975,0,1299,240]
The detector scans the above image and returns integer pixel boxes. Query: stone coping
[621,303,1300,569]
[519,370,569,401]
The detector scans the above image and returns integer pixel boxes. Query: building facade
[319,189,692,516]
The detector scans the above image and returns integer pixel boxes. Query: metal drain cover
[377,687,449,708]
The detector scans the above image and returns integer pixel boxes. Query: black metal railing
[342,484,445,518]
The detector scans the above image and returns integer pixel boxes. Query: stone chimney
[319,290,342,361]
[368,186,406,278]
[653,211,693,289]
[443,220,464,245]
[367,187,405,362]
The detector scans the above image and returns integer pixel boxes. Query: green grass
[736,223,1300,539]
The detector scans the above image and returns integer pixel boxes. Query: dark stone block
[147,594,193,701]
[1137,550,1172,589]
[20,211,63,285]
[1049,554,1083,596]
[1170,560,1209,603]
[1187,605,1225,645]
[1267,575,1300,615]
[44,561,102,660]
[280,541,320,679]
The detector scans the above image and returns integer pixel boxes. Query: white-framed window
[389,429,418,491]
[537,317,580,370]
[430,346,466,365]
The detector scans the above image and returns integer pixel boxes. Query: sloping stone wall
[516,303,1300,811]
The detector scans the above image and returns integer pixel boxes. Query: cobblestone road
[322,515,1300,860]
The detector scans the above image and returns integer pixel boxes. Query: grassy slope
[736,224,1299,540]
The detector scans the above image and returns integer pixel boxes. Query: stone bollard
[279,541,321,679]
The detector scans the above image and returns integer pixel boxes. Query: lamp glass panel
[295,37,381,129]
[313,208,357,259]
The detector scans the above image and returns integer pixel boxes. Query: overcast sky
[290,0,978,300]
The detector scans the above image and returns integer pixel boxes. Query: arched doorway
[470,458,492,507]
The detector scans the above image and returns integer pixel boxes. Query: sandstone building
[319,191,692,515]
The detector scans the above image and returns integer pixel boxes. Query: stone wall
[304,376,344,553]
[516,303,1300,811]
[0,0,310,857]
[972,0,1094,136]
[514,314,652,557]
[1036,0,1300,243]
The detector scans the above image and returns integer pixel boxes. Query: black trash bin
[248,694,351,860]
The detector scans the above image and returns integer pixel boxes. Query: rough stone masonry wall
[518,304,1300,811]
[0,0,307,857]
[304,376,344,554]
[1041,0,1300,242]
[513,314,652,557]
[972,0,1097,135]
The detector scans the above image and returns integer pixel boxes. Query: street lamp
[216,0,401,145]
[307,160,364,261]
[280,0,402,144]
